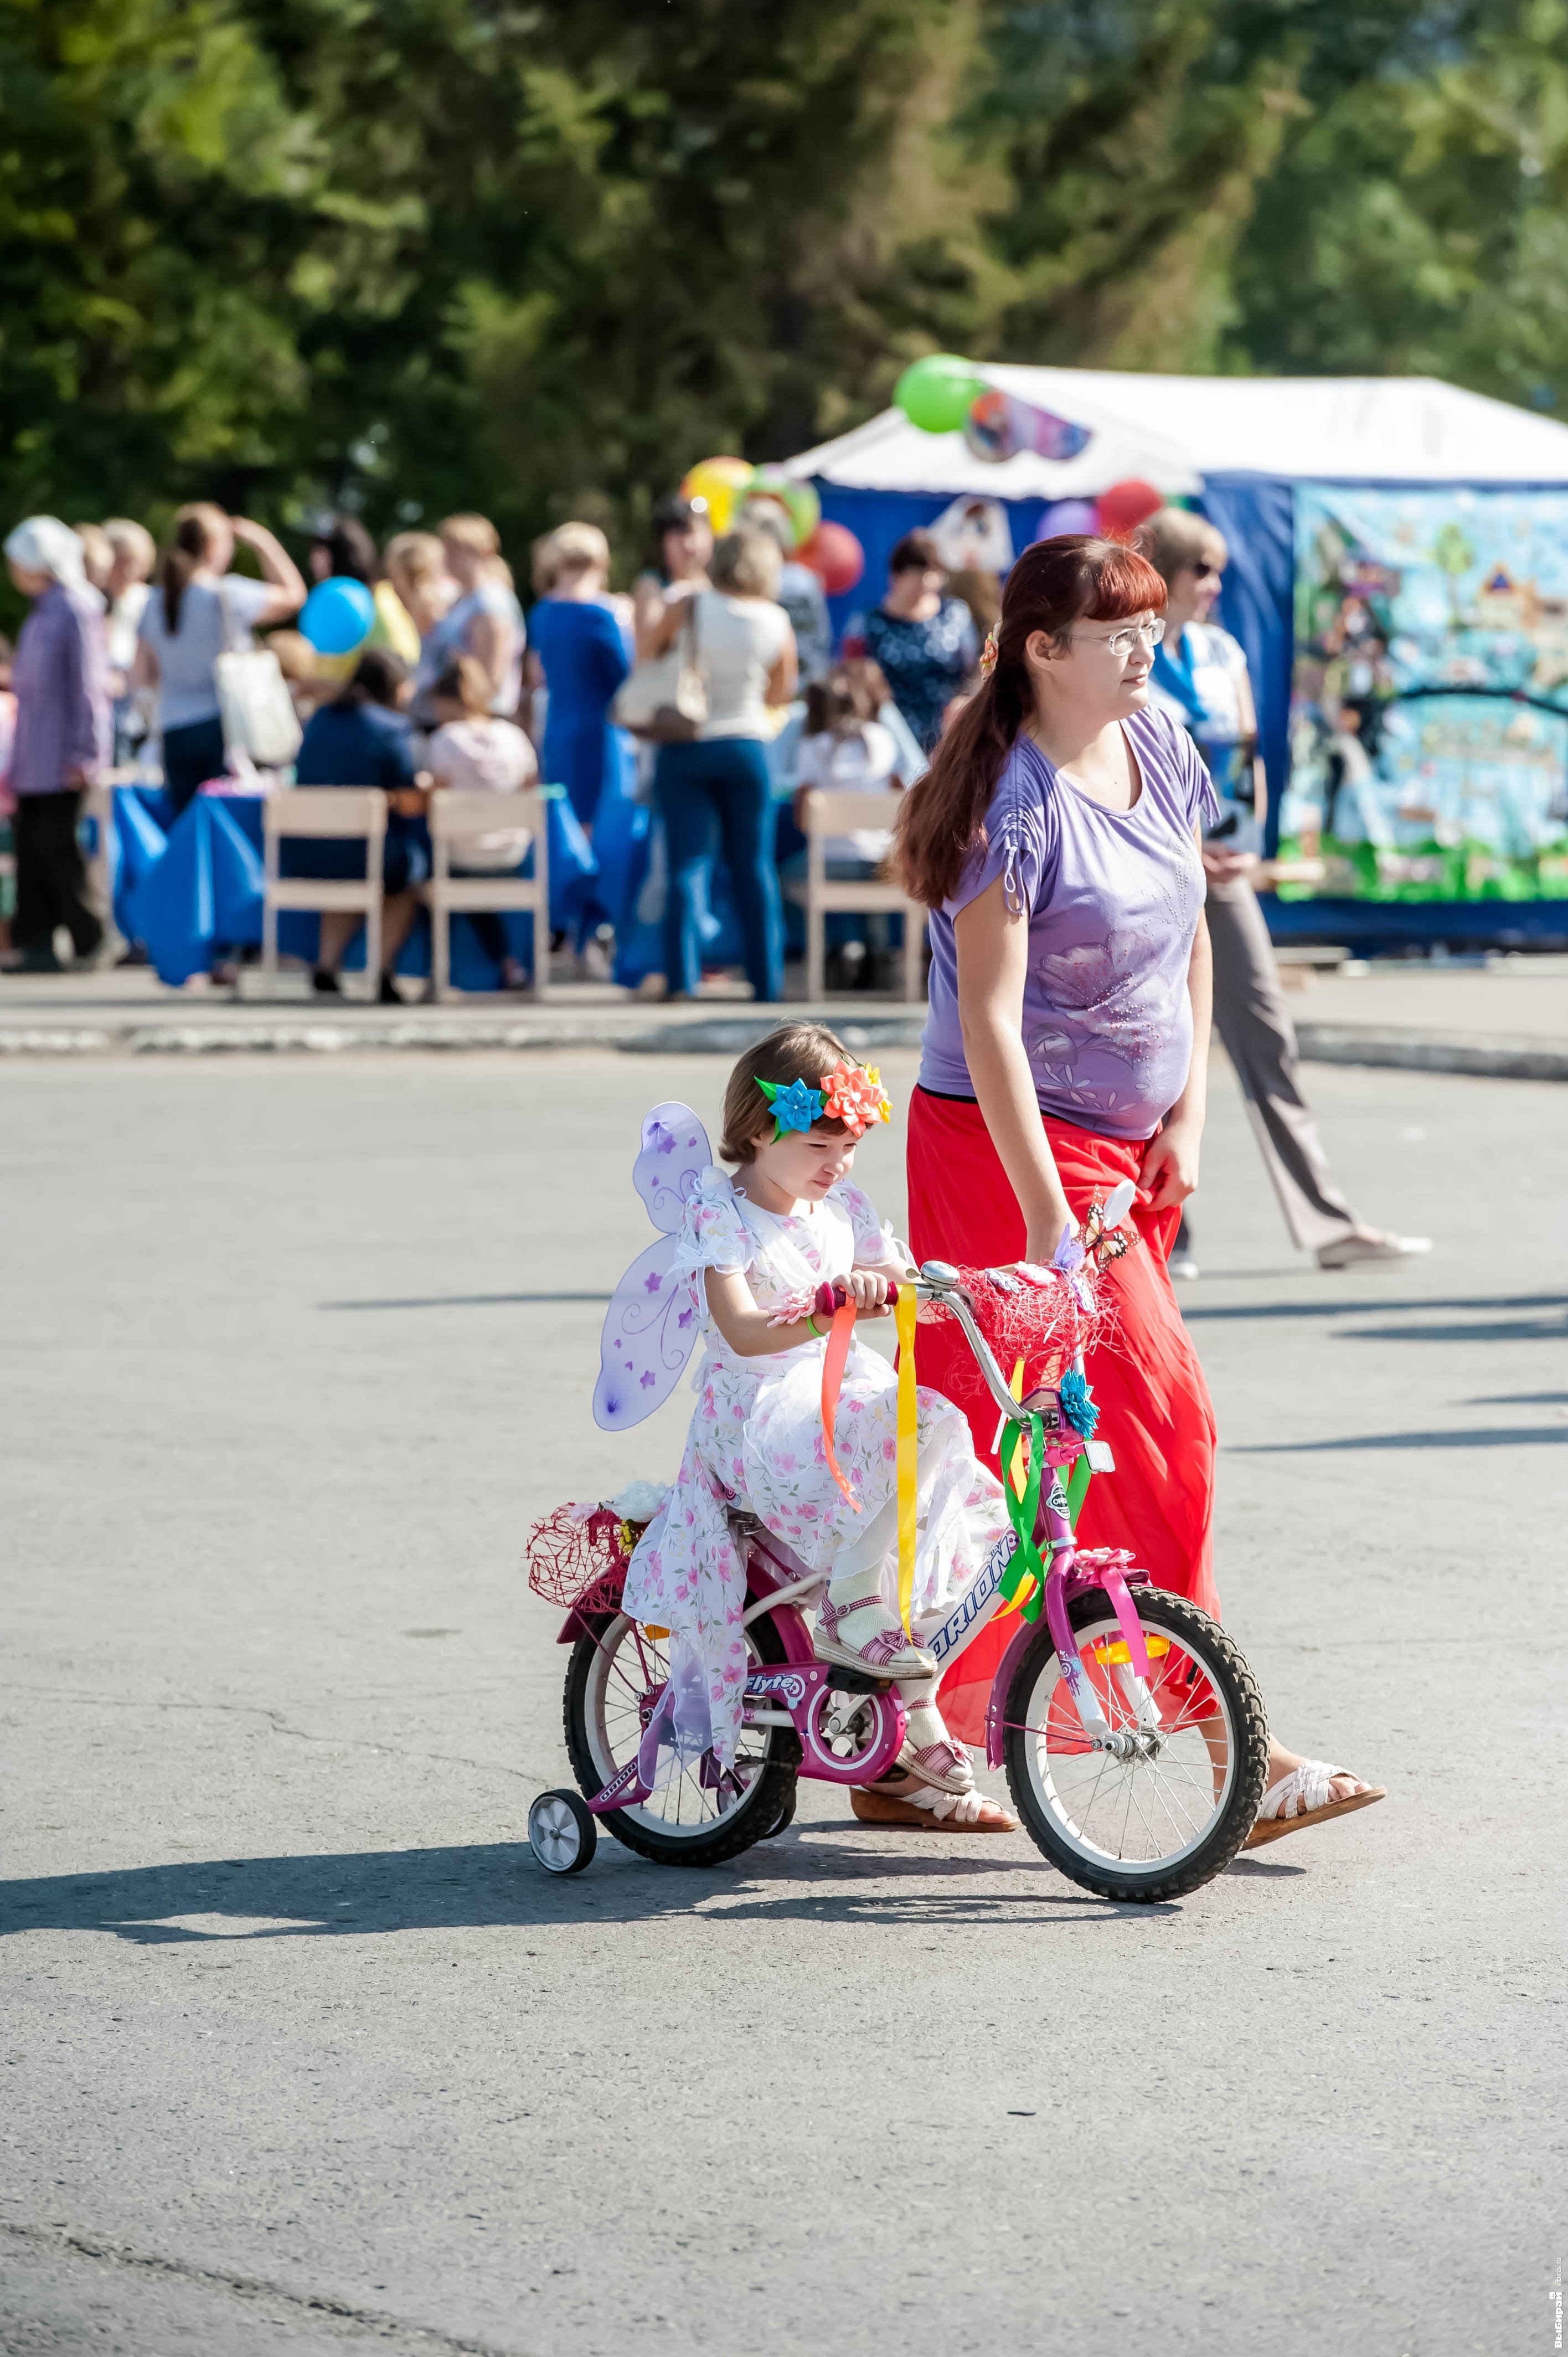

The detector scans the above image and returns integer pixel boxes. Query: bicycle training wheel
[1003,1587,1268,1902]
[563,1611,798,1868]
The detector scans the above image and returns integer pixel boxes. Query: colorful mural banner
[1281,486,1568,902]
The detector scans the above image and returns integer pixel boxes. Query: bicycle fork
[1040,1470,1166,1758]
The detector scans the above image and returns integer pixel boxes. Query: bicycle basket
[525,1503,639,1615]
[921,1258,1112,1422]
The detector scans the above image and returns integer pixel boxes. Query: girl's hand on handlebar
[839,1269,891,1316]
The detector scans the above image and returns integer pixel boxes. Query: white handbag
[213,583,303,769]
[612,595,708,742]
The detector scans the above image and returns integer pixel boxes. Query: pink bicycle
[527,1256,1269,1903]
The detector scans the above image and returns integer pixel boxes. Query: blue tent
[788,367,1568,948]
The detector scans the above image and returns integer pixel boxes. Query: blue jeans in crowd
[161,713,228,817]
[653,736,783,1002]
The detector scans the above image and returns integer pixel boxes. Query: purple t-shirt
[919,707,1218,1140]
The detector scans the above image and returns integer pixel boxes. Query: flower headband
[755,1061,893,1142]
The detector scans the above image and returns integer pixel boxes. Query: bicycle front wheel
[1003,1587,1268,1902]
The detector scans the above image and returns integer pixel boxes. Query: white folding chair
[425,788,550,1001]
[262,788,386,997]
[785,787,926,1002]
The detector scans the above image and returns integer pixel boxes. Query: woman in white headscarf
[2,518,111,973]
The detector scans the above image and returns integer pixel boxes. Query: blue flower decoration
[1059,1367,1098,1438]
[757,1075,824,1138]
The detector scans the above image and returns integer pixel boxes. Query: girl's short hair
[532,521,610,595]
[1133,507,1227,588]
[888,529,941,577]
[438,512,502,560]
[384,529,446,586]
[431,653,491,714]
[312,514,381,585]
[338,648,406,709]
[719,1021,858,1163]
[710,525,782,601]
[104,518,156,577]
[803,660,887,737]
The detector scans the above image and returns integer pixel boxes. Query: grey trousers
[1204,872,1358,1252]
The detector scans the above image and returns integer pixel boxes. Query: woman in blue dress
[526,523,637,972]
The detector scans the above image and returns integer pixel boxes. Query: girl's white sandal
[1241,1759,1386,1851]
[813,1592,936,1682]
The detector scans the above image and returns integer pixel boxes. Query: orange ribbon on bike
[819,1297,862,1511]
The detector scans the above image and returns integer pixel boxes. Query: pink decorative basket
[525,1504,636,1617]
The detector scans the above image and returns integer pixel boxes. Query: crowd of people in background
[0,488,979,997]
[0,483,1427,1267]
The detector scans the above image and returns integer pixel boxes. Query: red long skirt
[905,1087,1220,1746]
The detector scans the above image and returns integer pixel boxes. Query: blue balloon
[300,577,375,656]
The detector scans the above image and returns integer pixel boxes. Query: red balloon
[1095,478,1164,541]
[798,521,864,596]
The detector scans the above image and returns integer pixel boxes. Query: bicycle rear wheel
[1003,1587,1268,1902]
[563,1610,798,1868]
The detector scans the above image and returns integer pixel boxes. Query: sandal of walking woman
[852,1766,1018,1832]
[1241,1758,1386,1851]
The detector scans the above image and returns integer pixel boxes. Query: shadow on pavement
[0,1837,1178,1941]
[1182,1290,1566,1326]
[1236,1425,1565,1452]
[319,1290,613,1312]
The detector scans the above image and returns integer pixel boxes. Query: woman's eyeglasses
[1079,616,1167,658]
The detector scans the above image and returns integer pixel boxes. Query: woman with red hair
[882,536,1380,1848]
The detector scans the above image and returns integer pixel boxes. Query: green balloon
[895,353,986,435]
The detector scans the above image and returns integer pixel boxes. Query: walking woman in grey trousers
[1136,508,1428,1274]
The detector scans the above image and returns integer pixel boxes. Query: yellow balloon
[680,456,755,536]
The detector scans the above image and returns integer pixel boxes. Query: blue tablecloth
[111,786,600,990]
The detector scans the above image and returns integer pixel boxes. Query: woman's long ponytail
[159,503,225,634]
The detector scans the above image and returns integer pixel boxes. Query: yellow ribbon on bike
[894,1284,919,1636]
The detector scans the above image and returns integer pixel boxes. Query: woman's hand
[1139,1114,1201,1211]
[839,1269,891,1316]
[1022,1206,1077,1268]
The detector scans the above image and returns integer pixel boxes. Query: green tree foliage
[4,0,1568,570]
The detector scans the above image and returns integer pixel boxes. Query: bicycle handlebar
[812,1264,1031,1431]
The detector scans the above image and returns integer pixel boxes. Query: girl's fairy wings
[634,1102,713,1234]
[594,1103,713,1431]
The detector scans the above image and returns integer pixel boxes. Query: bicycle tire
[563,1609,800,1869]
[1003,1586,1268,1903]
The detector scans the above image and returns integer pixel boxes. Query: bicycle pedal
[822,1666,888,1695]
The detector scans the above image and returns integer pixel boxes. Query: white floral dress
[622,1167,1012,1764]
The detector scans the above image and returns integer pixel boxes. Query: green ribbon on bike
[997,1411,1049,1620]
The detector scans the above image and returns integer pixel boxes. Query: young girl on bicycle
[622,1021,1015,1815]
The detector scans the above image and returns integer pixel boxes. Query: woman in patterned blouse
[844,529,978,753]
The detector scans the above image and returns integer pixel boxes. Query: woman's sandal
[851,1765,1018,1833]
[813,1592,936,1682]
[1241,1759,1386,1851]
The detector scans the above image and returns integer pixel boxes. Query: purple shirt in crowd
[919,706,1218,1141]
[7,581,111,796]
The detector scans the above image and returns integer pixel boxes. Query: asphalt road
[2,1047,1564,2357]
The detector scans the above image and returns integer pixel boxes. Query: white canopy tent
[786,367,1568,948]
[786,366,1568,496]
